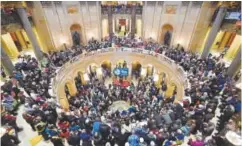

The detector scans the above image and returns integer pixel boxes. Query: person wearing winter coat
[50,135,64,146]
[67,132,80,146]
[188,137,204,146]
[116,129,130,146]
[93,132,103,146]
[1,130,20,146]
[34,120,49,141]
[175,129,184,145]
[128,133,140,146]
[45,125,59,137]
[69,122,80,132]
[180,125,190,136]
[161,111,172,125]
[60,128,70,139]
[2,113,23,133]
[92,121,101,135]
[203,122,214,136]
[80,129,92,146]
[204,109,214,122]
[139,137,148,146]
[22,112,36,131]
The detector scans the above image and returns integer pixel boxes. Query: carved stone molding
[182,1,189,6]
[40,1,52,7]
[54,1,62,6]
[192,1,203,7]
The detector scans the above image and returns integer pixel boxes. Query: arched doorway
[146,64,154,77]
[87,63,98,80]
[101,60,112,78]
[65,80,77,98]
[160,24,173,46]
[70,24,82,46]
[75,71,84,90]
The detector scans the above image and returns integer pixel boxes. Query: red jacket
[60,130,70,138]
[4,114,16,121]
[58,121,70,129]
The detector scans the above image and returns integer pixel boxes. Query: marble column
[201,7,227,59]
[1,48,15,75]
[108,6,113,38]
[131,5,136,39]
[16,7,43,60]
[227,47,241,77]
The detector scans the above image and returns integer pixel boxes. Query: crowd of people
[1,36,241,146]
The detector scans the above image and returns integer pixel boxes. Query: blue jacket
[45,128,59,137]
[128,106,136,113]
[163,140,172,146]
[235,102,241,113]
[157,95,163,101]
[134,127,147,136]
[14,73,23,80]
[128,134,140,146]
[80,133,91,140]
[92,121,101,134]
[181,125,190,136]
[69,125,80,131]
[175,133,184,141]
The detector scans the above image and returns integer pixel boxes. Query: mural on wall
[165,5,177,14]
[67,6,78,14]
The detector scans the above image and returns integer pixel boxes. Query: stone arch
[101,60,112,77]
[146,64,155,76]
[70,23,82,46]
[54,52,187,109]
[101,60,112,71]
[64,78,77,96]
[131,61,142,77]
[160,24,173,46]
[87,63,99,74]
[158,72,168,83]
[75,71,86,85]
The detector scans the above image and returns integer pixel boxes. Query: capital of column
[14,2,27,9]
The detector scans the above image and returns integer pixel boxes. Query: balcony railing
[101,5,143,15]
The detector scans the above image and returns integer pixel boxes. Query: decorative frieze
[192,1,203,7]
[40,1,52,7]
[182,1,189,6]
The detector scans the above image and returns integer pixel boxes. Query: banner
[113,67,129,77]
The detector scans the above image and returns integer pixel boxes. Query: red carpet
[113,79,131,88]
